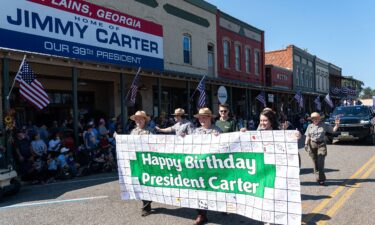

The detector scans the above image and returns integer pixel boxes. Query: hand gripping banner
[116,131,301,225]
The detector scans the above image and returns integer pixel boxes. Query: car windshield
[332,107,369,117]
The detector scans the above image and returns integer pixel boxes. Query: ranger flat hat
[194,107,216,118]
[171,108,186,116]
[130,111,150,122]
[310,112,321,118]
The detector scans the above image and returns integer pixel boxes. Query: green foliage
[360,87,375,99]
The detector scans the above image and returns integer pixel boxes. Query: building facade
[315,57,329,94]
[215,10,265,118]
[265,45,315,112]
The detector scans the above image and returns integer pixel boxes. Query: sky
[205,0,375,89]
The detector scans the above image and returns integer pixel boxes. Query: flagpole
[189,75,206,102]
[124,67,141,101]
[6,55,26,100]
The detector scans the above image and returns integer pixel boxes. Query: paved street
[0,140,374,225]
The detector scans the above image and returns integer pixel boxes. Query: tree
[360,87,375,99]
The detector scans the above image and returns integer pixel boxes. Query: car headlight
[360,120,370,124]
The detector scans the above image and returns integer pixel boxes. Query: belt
[312,140,324,144]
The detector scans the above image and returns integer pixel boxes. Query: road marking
[317,162,375,225]
[0,196,108,210]
[303,154,375,223]
[23,176,119,189]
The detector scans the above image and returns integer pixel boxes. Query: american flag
[129,67,141,105]
[314,96,322,111]
[197,76,206,108]
[256,91,266,108]
[324,93,334,108]
[15,58,49,110]
[294,90,304,108]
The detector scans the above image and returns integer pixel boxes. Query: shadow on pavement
[300,168,339,175]
[301,194,331,201]
[0,172,118,206]
[152,207,264,225]
[301,178,375,187]
[302,213,331,225]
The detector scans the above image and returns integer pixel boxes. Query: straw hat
[171,108,186,116]
[194,107,216,118]
[130,111,150,122]
[310,112,321,119]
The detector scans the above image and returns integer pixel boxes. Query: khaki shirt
[305,122,334,143]
[130,127,154,135]
[193,125,222,135]
[171,119,194,135]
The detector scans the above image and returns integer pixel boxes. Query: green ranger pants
[308,141,327,182]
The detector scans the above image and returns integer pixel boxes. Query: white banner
[116,131,302,225]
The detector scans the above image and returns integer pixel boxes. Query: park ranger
[304,112,340,185]
[155,108,194,135]
[129,111,154,216]
[191,107,222,225]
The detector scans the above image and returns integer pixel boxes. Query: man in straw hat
[305,112,340,185]
[129,110,154,216]
[155,108,194,136]
[191,107,222,225]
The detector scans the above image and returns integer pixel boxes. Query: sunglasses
[219,110,228,113]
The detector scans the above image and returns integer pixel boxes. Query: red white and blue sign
[0,0,164,71]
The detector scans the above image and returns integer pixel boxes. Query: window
[302,58,307,65]
[245,48,251,73]
[294,55,300,62]
[254,49,260,75]
[207,44,214,76]
[308,61,313,67]
[277,74,288,80]
[296,67,300,86]
[183,34,191,64]
[301,69,305,86]
[235,44,241,71]
[223,40,230,68]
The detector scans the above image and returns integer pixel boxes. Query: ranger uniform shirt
[193,125,222,135]
[305,122,334,143]
[171,119,194,136]
[130,127,154,135]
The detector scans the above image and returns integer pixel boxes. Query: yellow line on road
[317,162,375,225]
[303,154,375,223]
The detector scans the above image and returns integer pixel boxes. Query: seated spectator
[98,118,109,136]
[57,147,70,178]
[31,133,47,158]
[84,125,97,151]
[46,153,57,183]
[48,131,62,156]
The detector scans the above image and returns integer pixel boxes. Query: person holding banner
[304,112,340,185]
[191,107,222,225]
[256,109,301,225]
[129,110,155,216]
[215,103,238,133]
[155,108,194,136]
